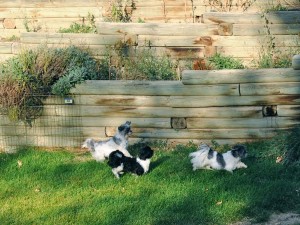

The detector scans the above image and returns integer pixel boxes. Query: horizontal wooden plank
[28,117,171,128]
[138,34,300,47]
[186,117,300,129]
[20,32,135,45]
[182,68,300,84]
[1,0,296,8]
[216,46,297,58]
[3,105,298,119]
[70,80,239,96]
[0,136,85,148]
[233,24,300,36]
[203,11,300,24]
[96,22,219,36]
[0,54,14,62]
[130,17,195,23]
[278,105,300,117]
[0,0,106,8]
[0,42,12,54]
[78,95,170,107]
[170,95,300,107]
[0,7,102,19]
[72,81,300,97]
[41,105,264,118]
[0,28,25,39]
[0,126,105,137]
[106,127,283,139]
[13,17,91,30]
[240,82,300,96]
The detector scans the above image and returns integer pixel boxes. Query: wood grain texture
[182,69,300,84]
[203,11,300,24]
[71,80,239,96]
[40,105,264,118]
[105,127,283,139]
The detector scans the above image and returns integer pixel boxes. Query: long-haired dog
[82,121,132,162]
[107,146,154,179]
[189,144,247,173]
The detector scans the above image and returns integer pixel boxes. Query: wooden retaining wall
[1,0,299,40]
[1,10,300,67]
[1,68,300,150]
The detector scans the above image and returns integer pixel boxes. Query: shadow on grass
[150,155,170,172]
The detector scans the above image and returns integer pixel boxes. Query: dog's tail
[82,138,95,152]
[189,144,210,158]
[189,144,211,170]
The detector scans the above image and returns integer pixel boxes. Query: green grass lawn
[0,140,299,225]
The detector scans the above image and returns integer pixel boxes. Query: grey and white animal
[189,144,247,173]
[82,121,132,162]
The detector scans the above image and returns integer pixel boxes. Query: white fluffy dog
[82,121,132,162]
[189,144,248,173]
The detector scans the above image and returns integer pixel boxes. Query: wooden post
[292,55,300,70]
[171,118,187,129]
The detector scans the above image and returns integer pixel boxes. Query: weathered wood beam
[182,68,300,84]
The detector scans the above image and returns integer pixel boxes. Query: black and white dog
[82,121,132,162]
[108,146,154,179]
[189,144,247,173]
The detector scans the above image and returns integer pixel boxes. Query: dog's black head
[118,121,132,138]
[139,146,154,160]
[231,145,247,159]
[108,150,124,168]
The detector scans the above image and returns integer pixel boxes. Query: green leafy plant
[206,0,256,12]
[59,13,97,33]
[124,48,177,80]
[106,42,178,80]
[23,16,41,32]
[266,126,300,166]
[4,35,20,42]
[263,1,288,12]
[208,53,245,69]
[0,45,102,123]
[105,0,136,22]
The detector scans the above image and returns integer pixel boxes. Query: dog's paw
[238,162,248,168]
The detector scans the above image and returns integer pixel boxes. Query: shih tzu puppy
[107,146,154,179]
[189,144,247,173]
[82,121,132,162]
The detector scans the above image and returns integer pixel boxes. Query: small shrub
[256,48,296,68]
[51,67,87,96]
[104,0,136,22]
[0,45,102,122]
[264,3,288,12]
[260,126,300,166]
[208,53,245,69]
[123,48,177,80]
[284,127,300,165]
[59,13,96,33]
[105,43,178,80]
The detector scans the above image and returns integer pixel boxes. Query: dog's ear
[139,146,154,160]
[118,125,125,132]
[232,145,247,157]
[231,149,239,158]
